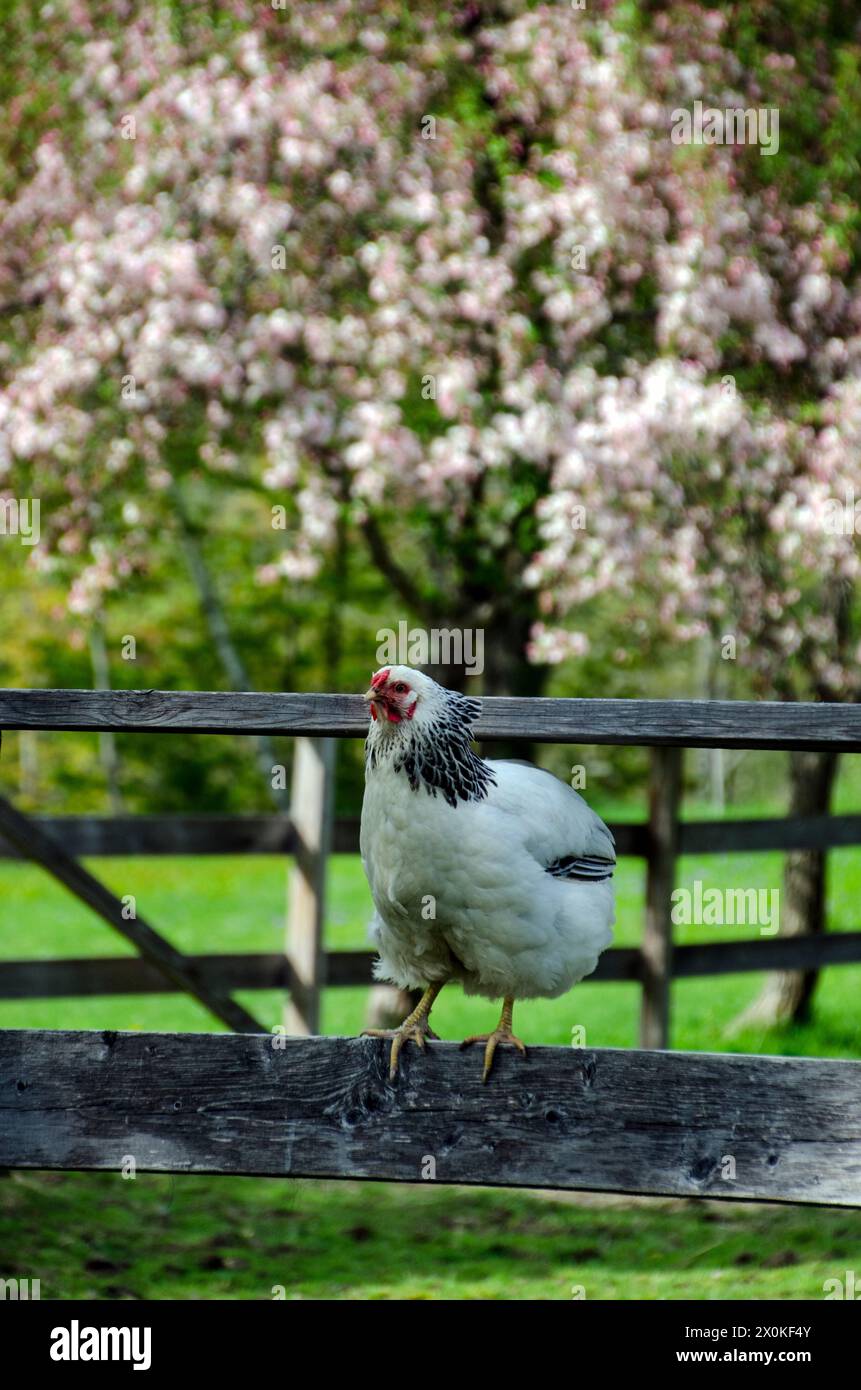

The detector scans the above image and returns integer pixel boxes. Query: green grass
[2,1174,857,1301]
[2,850,860,1055]
[1,850,859,1299]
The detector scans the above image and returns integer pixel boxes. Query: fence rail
[4,932,861,1001]
[2,1029,859,1205]
[4,811,861,859]
[4,687,861,749]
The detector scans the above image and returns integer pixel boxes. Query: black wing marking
[545,854,615,882]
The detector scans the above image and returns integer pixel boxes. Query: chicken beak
[363,687,382,722]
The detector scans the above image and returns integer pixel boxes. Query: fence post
[284,737,335,1036]
[640,745,682,1049]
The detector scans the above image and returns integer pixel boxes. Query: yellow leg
[460,997,527,1083]
[363,981,444,1079]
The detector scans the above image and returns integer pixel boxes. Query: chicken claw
[460,997,527,1083]
[362,981,444,1079]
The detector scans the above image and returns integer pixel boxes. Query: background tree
[4,1,861,1022]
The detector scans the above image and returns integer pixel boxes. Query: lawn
[1,848,859,1299]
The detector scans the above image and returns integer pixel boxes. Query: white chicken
[360,665,615,1081]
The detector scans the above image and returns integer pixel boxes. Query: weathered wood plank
[1,1030,859,1204]
[0,950,386,999]
[0,796,264,1035]
[0,814,645,858]
[3,932,861,999]
[0,815,299,858]
[0,953,294,998]
[4,688,861,749]
[672,932,861,977]
[679,814,861,854]
[332,818,361,855]
[5,812,861,860]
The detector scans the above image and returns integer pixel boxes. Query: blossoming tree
[3,1,861,1020]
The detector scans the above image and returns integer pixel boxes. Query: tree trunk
[89,620,125,816]
[697,635,726,812]
[323,505,348,692]
[730,748,838,1031]
[171,487,289,813]
[18,731,39,804]
[478,606,548,760]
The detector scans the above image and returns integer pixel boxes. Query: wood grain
[2,1029,859,1205]
[4,688,861,749]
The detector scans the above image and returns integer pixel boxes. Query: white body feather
[361,698,615,1002]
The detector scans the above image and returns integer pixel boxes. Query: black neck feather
[365,692,496,808]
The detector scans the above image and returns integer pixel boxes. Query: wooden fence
[2,1028,860,1205]
[1,688,861,1204]
[2,690,861,1047]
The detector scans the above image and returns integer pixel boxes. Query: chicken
[360,665,615,1081]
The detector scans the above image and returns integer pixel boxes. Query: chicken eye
[392,682,408,694]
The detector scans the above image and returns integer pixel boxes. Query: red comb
[371,668,390,690]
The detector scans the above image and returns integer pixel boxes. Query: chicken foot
[460,996,527,1083]
[363,980,444,1080]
